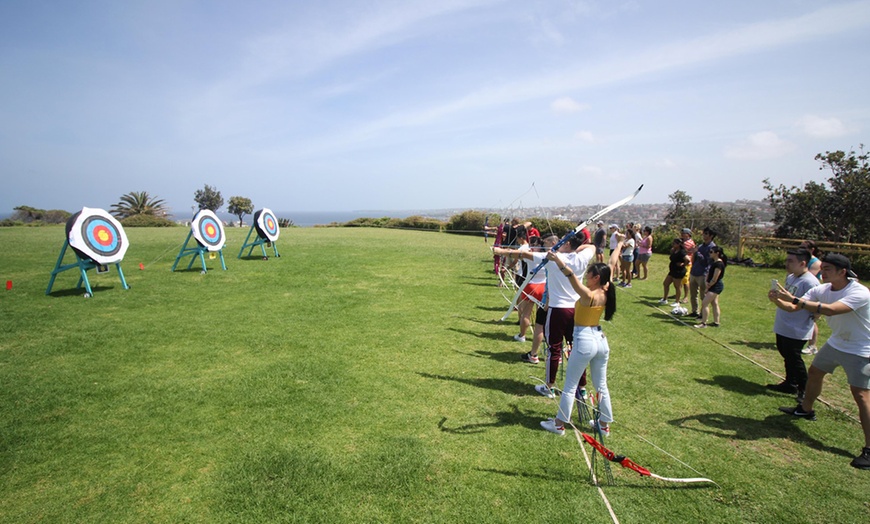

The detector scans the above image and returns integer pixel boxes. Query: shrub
[120,214,178,227]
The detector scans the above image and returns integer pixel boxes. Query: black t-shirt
[668,248,688,278]
[707,260,725,284]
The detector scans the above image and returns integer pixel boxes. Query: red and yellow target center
[205,224,216,237]
[94,226,114,246]
[266,218,275,229]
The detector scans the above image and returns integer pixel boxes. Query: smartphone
[770,279,779,291]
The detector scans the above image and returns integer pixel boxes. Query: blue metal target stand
[238,208,281,260]
[46,207,131,298]
[172,209,228,274]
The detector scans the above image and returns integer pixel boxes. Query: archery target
[191,209,226,251]
[66,207,129,264]
[254,208,280,241]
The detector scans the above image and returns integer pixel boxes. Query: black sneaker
[766,382,798,394]
[521,352,539,364]
[779,404,816,420]
[687,312,700,318]
[850,448,870,470]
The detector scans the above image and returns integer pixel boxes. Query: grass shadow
[742,341,777,351]
[669,412,854,459]
[695,375,773,397]
[447,327,512,342]
[436,404,544,433]
[419,372,532,397]
[459,347,528,365]
[47,285,115,297]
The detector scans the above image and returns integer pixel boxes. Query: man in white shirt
[771,253,870,470]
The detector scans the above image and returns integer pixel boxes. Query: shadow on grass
[459,347,527,365]
[238,255,274,261]
[669,412,854,459]
[476,305,512,313]
[47,285,115,297]
[447,327,512,342]
[741,341,777,351]
[695,375,773,397]
[436,404,543,433]
[419,372,533,397]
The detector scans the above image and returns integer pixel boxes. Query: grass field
[1,226,868,523]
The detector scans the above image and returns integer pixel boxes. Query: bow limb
[581,433,716,485]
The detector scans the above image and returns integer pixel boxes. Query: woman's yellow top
[574,302,604,326]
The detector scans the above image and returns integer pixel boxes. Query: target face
[254,208,280,241]
[66,207,129,264]
[191,209,226,251]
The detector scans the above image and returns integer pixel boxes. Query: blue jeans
[557,325,613,424]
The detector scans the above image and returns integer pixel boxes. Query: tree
[110,191,168,219]
[227,196,254,227]
[11,205,71,224]
[663,190,693,227]
[765,145,870,243]
[194,184,224,212]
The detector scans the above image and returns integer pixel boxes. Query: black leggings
[776,333,809,390]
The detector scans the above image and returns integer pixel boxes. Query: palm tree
[110,191,168,219]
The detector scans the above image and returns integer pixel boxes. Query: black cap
[822,253,858,279]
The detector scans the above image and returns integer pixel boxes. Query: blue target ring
[198,216,223,247]
[83,216,121,257]
[262,212,278,237]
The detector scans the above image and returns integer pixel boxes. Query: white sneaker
[658,298,668,304]
[801,345,818,355]
[589,419,611,438]
[513,334,526,342]
[540,418,565,436]
[535,384,555,399]
[670,302,681,308]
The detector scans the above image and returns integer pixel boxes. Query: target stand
[238,208,281,259]
[46,207,130,297]
[172,209,228,273]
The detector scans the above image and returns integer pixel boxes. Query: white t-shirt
[802,279,870,357]
[531,249,593,308]
[609,232,619,250]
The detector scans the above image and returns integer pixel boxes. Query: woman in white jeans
[540,239,622,437]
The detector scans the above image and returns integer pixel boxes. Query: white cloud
[725,131,795,160]
[796,115,852,138]
[551,96,589,113]
[574,130,595,142]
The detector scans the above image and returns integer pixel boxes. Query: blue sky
[1,0,868,215]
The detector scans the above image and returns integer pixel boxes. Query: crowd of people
[486,218,870,471]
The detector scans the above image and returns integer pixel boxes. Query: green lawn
[0,226,867,523]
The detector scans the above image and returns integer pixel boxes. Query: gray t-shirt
[773,271,820,340]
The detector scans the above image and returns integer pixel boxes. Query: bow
[500,184,644,321]
[581,433,716,484]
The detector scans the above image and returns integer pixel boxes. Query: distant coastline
[0,200,773,228]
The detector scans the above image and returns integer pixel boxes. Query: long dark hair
[711,246,727,266]
[587,262,616,321]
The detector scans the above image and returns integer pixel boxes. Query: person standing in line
[800,240,823,355]
[608,225,621,280]
[693,246,726,328]
[619,225,635,288]
[593,221,607,263]
[688,227,717,318]
[540,240,623,437]
[636,226,653,280]
[513,233,545,344]
[680,228,696,304]
[765,248,820,398]
[659,238,689,305]
[495,232,593,398]
[772,254,870,470]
